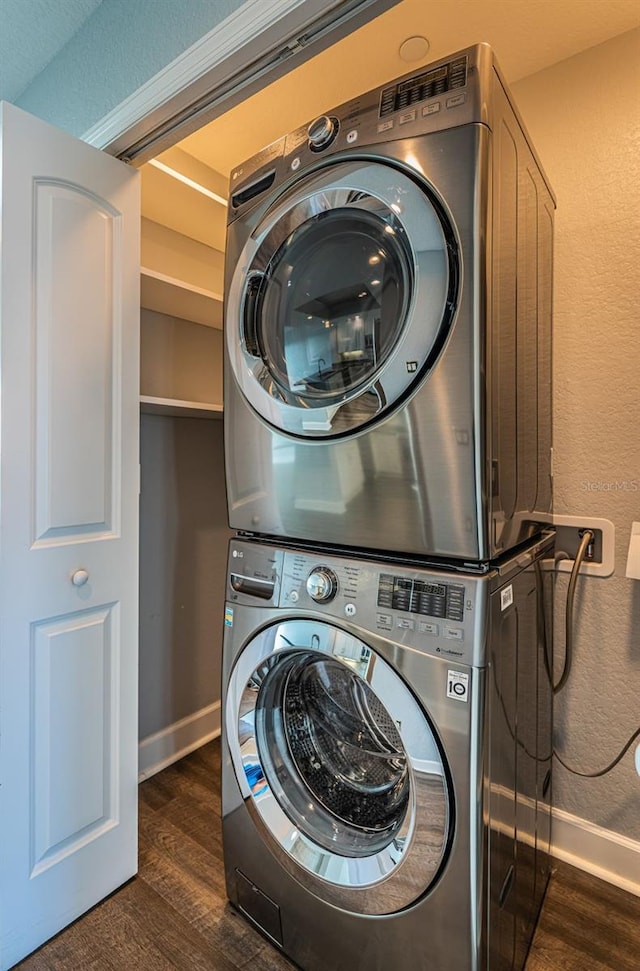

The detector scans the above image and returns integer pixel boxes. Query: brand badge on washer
[500,585,514,611]
[224,607,234,627]
[447,670,469,703]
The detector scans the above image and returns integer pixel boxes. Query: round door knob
[71,569,89,587]
[307,115,338,150]
[306,567,338,603]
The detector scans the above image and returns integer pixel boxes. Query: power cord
[554,725,640,778]
[553,528,640,778]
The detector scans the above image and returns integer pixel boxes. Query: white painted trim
[81,0,343,151]
[488,783,640,897]
[138,701,221,781]
[551,806,640,897]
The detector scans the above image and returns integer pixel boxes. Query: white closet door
[0,101,140,970]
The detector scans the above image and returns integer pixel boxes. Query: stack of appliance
[221,43,555,971]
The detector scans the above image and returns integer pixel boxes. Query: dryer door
[226,160,457,438]
[226,619,453,916]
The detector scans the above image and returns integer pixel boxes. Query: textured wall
[15,0,247,136]
[513,28,640,840]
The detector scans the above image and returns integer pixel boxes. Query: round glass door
[226,160,458,438]
[258,651,410,857]
[258,207,411,405]
[226,620,453,915]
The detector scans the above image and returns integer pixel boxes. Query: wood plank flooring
[15,740,640,970]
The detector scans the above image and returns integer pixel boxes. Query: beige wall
[513,28,640,842]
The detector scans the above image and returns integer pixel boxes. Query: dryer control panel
[228,44,488,225]
[226,538,490,667]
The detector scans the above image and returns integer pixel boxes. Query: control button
[307,115,339,150]
[289,590,299,603]
[422,102,441,116]
[397,618,415,631]
[346,129,358,144]
[377,119,394,133]
[306,567,338,603]
[376,612,393,630]
[419,622,440,636]
[291,157,301,171]
[444,627,464,641]
[345,603,357,617]
[446,93,466,109]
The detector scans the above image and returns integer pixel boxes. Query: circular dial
[307,114,338,150]
[306,567,338,603]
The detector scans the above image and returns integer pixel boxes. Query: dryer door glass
[226,619,453,915]
[226,160,457,439]
[258,206,411,404]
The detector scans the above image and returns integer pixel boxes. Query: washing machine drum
[226,620,453,916]
[225,160,458,438]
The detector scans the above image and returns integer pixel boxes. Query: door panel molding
[32,180,122,545]
[31,604,120,877]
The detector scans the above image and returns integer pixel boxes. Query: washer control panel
[226,538,489,666]
[377,574,465,622]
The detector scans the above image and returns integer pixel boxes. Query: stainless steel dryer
[223,43,555,565]
[221,532,554,970]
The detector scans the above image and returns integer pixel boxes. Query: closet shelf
[141,267,223,329]
[140,395,223,419]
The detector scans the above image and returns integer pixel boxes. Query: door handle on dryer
[241,272,264,358]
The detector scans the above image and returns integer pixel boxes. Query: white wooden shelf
[140,395,223,419]
[141,267,223,329]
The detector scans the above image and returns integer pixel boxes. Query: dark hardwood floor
[16,740,640,970]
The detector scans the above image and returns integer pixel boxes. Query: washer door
[226,160,457,438]
[226,619,453,915]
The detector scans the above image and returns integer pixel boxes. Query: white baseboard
[551,807,640,897]
[138,701,221,782]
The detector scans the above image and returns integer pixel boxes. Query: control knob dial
[306,567,338,603]
[307,114,339,150]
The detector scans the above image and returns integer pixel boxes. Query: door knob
[71,569,89,587]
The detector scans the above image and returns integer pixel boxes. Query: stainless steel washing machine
[222,532,554,970]
[223,44,555,564]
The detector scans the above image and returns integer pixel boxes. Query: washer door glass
[226,620,453,915]
[226,160,457,438]
[258,651,410,857]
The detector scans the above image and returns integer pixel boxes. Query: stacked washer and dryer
[221,44,555,971]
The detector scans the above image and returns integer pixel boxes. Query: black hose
[554,529,594,694]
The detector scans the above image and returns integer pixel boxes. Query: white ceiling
[177,0,640,176]
[0,0,103,102]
